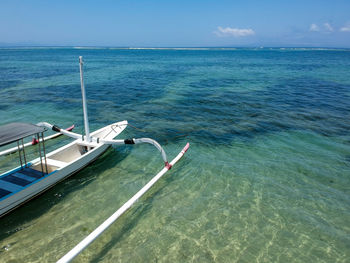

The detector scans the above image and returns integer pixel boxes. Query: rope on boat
[57,142,189,263]
[126,122,147,132]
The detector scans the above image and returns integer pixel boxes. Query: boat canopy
[0,122,46,147]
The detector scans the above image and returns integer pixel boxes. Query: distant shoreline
[0,46,349,51]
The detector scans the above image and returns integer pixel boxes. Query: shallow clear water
[0,48,349,262]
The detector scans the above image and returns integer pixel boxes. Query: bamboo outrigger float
[0,57,189,262]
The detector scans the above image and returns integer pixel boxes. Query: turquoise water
[0,48,349,262]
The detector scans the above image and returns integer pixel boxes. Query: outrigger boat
[0,120,128,217]
[0,57,189,262]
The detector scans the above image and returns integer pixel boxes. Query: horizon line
[0,45,349,50]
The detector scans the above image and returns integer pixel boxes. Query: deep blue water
[0,48,349,262]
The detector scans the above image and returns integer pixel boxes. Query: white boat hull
[0,121,127,217]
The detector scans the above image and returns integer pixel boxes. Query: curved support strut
[37,122,171,168]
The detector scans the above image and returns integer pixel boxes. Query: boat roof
[0,122,46,147]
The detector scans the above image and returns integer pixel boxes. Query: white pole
[57,143,189,263]
[79,56,90,143]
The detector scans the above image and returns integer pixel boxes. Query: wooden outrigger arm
[37,122,174,168]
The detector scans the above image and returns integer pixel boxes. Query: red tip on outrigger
[182,143,190,153]
[165,162,172,170]
[164,143,189,170]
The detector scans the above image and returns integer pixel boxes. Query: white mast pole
[79,56,90,143]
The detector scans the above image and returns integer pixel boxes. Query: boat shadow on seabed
[88,180,168,263]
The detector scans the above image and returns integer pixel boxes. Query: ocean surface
[0,48,349,262]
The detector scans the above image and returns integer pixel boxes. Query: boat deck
[0,167,45,199]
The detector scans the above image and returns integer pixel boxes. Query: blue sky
[1,0,350,47]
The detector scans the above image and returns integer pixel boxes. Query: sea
[0,47,349,262]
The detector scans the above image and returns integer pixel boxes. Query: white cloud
[340,23,350,32]
[215,26,255,37]
[323,23,334,32]
[309,24,319,32]
[309,22,336,33]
